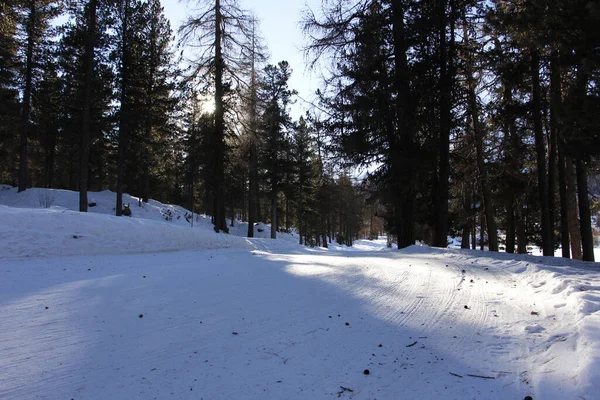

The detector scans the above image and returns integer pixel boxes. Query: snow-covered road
[2,242,598,400]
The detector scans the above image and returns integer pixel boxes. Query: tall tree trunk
[247,23,258,238]
[505,198,515,253]
[470,218,476,250]
[241,171,246,222]
[576,159,594,262]
[461,226,470,249]
[80,0,97,210]
[461,186,471,249]
[504,58,527,255]
[432,0,451,248]
[212,0,227,233]
[551,51,570,258]
[142,14,158,204]
[565,157,582,259]
[270,188,277,239]
[516,202,527,254]
[248,137,257,237]
[464,24,498,251]
[557,140,569,257]
[500,65,517,254]
[18,1,36,193]
[530,48,553,256]
[44,129,56,188]
[547,103,557,253]
[116,0,131,217]
[391,0,415,248]
[479,212,485,251]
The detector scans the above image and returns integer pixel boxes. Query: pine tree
[137,0,178,204]
[79,0,96,211]
[15,0,60,192]
[180,0,254,233]
[0,0,21,184]
[258,61,295,239]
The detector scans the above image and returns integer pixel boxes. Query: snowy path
[2,243,598,399]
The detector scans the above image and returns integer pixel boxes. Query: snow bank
[0,187,299,259]
[0,205,252,259]
[439,248,600,399]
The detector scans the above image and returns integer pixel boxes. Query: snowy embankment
[0,186,599,399]
[0,186,297,259]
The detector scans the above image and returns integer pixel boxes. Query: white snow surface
[1,187,600,400]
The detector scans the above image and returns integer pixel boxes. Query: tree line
[303,0,599,261]
[0,0,373,247]
[1,0,598,258]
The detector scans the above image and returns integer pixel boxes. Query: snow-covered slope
[0,186,297,259]
[0,187,599,400]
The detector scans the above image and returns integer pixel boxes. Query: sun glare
[202,98,216,113]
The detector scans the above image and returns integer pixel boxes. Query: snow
[1,187,600,400]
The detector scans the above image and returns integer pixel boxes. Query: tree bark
[479,212,485,251]
[271,189,277,239]
[516,204,527,254]
[461,186,471,249]
[576,159,594,262]
[565,157,582,259]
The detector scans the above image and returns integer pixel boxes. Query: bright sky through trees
[162,0,321,118]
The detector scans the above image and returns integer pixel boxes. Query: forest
[0,0,598,260]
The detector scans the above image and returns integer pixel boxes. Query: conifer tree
[15,0,60,192]
[258,61,295,239]
[0,0,21,184]
[180,0,254,233]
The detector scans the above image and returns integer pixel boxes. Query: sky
[161,0,323,118]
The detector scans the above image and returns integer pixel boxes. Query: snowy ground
[1,188,600,399]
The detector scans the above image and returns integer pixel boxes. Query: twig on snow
[337,386,354,397]
[467,374,496,379]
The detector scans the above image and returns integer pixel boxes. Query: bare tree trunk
[461,187,471,249]
[270,189,277,239]
[565,157,582,259]
[461,226,470,249]
[213,0,228,233]
[247,23,259,237]
[470,219,476,250]
[505,199,515,253]
[479,212,485,251]
[516,201,527,254]
[576,159,594,261]
[44,129,56,188]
